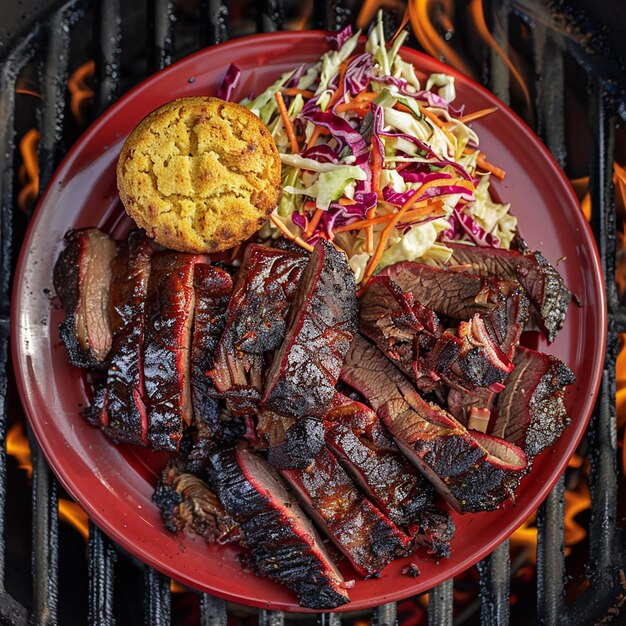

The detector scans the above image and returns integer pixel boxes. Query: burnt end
[281,446,412,577]
[380,262,514,320]
[143,252,201,451]
[208,445,349,610]
[442,243,570,342]
[483,287,529,359]
[492,346,575,463]
[263,240,359,418]
[153,458,240,543]
[267,417,325,469]
[212,245,306,416]
[341,335,527,513]
[447,387,496,426]
[100,231,154,446]
[54,228,117,369]
[324,395,453,557]
[81,385,108,427]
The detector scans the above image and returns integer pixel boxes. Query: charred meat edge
[208,443,350,609]
[53,228,117,369]
[341,335,527,513]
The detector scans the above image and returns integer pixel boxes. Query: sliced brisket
[380,262,514,320]
[153,457,240,543]
[491,346,575,462]
[212,244,306,416]
[208,444,350,609]
[53,228,117,368]
[98,231,154,445]
[443,242,570,342]
[324,395,454,556]
[143,252,202,451]
[263,240,359,418]
[281,446,412,577]
[341,335,527,513]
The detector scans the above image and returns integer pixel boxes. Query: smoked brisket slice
[153,457,240,543]
[212,245,306,416]
[281,446,412,577]
[188,264,233,459]
[208,444,350,609]
[380,262,515,320]
[54,228,117,368]
[491,346,575,463]
[341,335,527,513]
[324,395,454,557]
[99,231,154,445]
[143,252,202,451]
[263,240,359,418]
[443,242,570,342]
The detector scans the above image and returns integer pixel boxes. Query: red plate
[12,32,605,612]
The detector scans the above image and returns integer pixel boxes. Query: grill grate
[1,1,625,624]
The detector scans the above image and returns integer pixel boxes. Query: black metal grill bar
[200,0,229,47]
[258,0,283,33]
[88,523,116,626]
[144,567,171,626]
[476,540,510,625]
[95,0,122,115]
[317,612,341,625]
[30,450,59,626]
[200,594,227,626]
[488,0,511,105]
[536,476,565,625]
[258,608,285,626]
[428,577,453,626]
[373,602,397,625]
[151,0,176,71]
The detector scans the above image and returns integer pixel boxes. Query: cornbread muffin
[117,97,281,253]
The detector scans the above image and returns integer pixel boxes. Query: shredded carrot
[476,154,506,180]
[361,191,425,286]
[366,136,385,253]
[418,104,457,151]
[327,54,359,110]
[275,91,299,154]
[269,213,314,252]
[282,88,315,98]
[304,208,324,237]
[305,125,324,149]
[458,107,499,124]
[338,197,357,206]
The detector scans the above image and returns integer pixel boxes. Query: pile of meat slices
[54,227,575,609]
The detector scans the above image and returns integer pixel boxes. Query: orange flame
[7,422,89,540]
[68,60,95,125]
[17,129,40,213]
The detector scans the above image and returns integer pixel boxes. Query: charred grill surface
[263,240,359,418]
[380,262,514,320]
[491,346,575,463]
[341,336,527,513]
[324,395,454,556]
[281,446,412,577]
[443,243,570,342]
[99,231,154,445]
[208,444,350,609]
[53,228,117,368]
[153,457,240,543]
[212,245,306,416]
[143,252,201,451]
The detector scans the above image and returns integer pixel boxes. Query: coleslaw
[224,11,516,284]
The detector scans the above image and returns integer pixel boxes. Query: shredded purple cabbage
[327,25,353,50]
[291,212,308,231]
[216,64,241,102]
[301,144,340,163]
[344,53,375,96]
[451,207,500,247]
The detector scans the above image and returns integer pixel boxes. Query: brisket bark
[143,252,202,451]
[341,335,527,513]
[98,231,154,445]
[153,457,240,543]
[281,446,412,577]
[53,228,117,368]
[188,264,233,457]
[443,242,570,342]
[380,262,515,320]
[491,346,575,463]
[263,240,359,418]
[324,395,454,556]
[212,245,306,416]
[208,444,350,609]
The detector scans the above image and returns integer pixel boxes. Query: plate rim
[11,29,607,612]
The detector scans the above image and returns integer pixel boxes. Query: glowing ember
[68,60,95,125]
[17,129,40,213]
